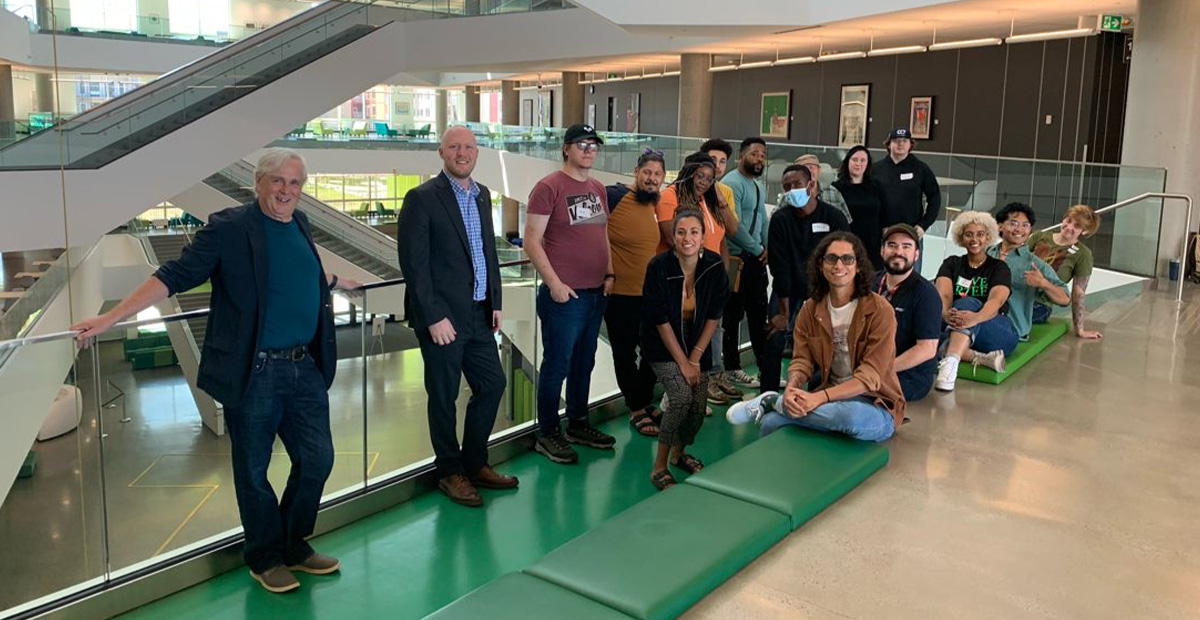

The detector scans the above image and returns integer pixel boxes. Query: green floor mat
[422,572,635,620]
[684,427,889,529]
[525,485,789,620]
[958,319,1069,384]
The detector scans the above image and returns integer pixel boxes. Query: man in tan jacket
[727,231,904,442]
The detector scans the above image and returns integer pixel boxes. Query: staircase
[145,234,212,349]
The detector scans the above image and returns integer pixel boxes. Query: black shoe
[535,433,578,464]
[564,422,616,450]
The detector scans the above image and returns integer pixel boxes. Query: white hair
[950,210,999,248]
[255,148,308,185]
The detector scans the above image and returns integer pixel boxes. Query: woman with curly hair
[726,231,904,442]
[655,152,737,254]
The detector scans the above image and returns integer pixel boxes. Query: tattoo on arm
[1071,276,1089,328]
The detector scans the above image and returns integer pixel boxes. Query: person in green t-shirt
[1027,204,1102,340]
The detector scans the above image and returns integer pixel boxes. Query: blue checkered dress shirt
[446,172,488,301]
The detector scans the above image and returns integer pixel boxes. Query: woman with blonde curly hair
[933,211,1016,392]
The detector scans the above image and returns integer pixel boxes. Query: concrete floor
[683,283,1200,620]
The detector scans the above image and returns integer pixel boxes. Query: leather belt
[258,346,308,362]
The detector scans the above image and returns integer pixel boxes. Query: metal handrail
[0,259,531,350]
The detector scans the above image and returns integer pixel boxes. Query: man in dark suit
[71,148,361,594]
[397,125,515,507]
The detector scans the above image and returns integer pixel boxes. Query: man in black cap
[523,124,617,464]
[872,127,941,273]
[872,223,941,401]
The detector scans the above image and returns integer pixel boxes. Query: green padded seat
[423,573,635,620]
[958,319,1069,384]
[684,427,889,529]
[525,485,789,620]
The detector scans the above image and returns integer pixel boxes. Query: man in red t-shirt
[524,124,617,464]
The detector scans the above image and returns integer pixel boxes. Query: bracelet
[687,360,701,367]
[822,389,830,402]
[604,273,616,280]
[329,274,339,290]
[692,346,704,352]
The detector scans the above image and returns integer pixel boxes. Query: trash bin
[1168,258,1182,281]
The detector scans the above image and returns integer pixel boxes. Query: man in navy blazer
[72,148,361,593]
[397,126,514,507]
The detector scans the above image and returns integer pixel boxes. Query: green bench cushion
[525,484,789,620]
[684,427,889,529]
[123,332,172,359]
[423,572,635,620]
[18,451,36,479]
[958,319,1069,384]
[130,346,177,370]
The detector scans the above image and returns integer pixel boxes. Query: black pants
[415,303,506,478]
[723,253,769,372]
[604,294,657,412]
[761,294,804,396]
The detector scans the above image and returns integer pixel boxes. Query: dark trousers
[224,353,335,574]
[723,253,769,372]
[761,294,803,396]
[536,284,607,435]
[415,303,506,478]
[899,368,933,402]
[604,294,656,412]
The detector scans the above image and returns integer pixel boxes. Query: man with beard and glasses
[871,224,941,401]
[720,137,770,391]
[605,149,668,436]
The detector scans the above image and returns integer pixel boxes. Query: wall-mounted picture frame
[521,99,534,126]
[536,90,553,128]
[626,93,640,133]
[838,84,870,147]
[909,96,933,139]
[760,91,791,139]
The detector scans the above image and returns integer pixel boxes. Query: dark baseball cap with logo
[882,223,921,245]
[563,124,604,145]
[887,127,912,142]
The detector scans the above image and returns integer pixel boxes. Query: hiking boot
[565,422,616,449]
[251,565,300,593]
[725,369,760,388]
[726,391,779,425]
[935,357,959,392]
[438,473,483,507]
[535,433,579,464]
[714,376,743,397]
[288,552,341,575]
[971,349,1007,374]
[706,382,731,404]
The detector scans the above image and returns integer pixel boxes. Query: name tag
[957,276,972,289]
[1067,245,1078,254]
[900,172,915,181]
[812,222,830,233]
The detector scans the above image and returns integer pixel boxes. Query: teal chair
[374,121,398,138]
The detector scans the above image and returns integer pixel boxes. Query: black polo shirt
[873,269,941,393]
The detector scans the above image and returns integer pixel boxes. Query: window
[69,0,136,31]
[167,0,231,37]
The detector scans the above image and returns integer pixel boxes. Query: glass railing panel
[0,339,108,616]
[1097,165,1167,276]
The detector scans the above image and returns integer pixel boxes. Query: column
[0,66,15,142]
[501,197,520,238]
[677,53,713,139]
[34,73,54,113]
[1118,0,1200,275]
[35,0,54,29]
[561,72,584,127]
[465,85,481,123]
[435,89,448,136]
[501,80,519,126]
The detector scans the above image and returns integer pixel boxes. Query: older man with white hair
[71,148,362,594]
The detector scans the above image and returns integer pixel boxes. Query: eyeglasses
[822,254,857,266]
[642,148,664,157]
[1004,220,1032,230]
[572,141,600,152]
[961,231,989,240]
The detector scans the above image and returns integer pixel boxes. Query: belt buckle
[290,347,306,362]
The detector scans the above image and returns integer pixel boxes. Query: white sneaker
[660,393,669,412]
[935,357,958,392]
[725,370,760,388]
[971,349,1006,374]
[726,391,778,425]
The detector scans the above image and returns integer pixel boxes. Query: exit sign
[1100,15,1124,32]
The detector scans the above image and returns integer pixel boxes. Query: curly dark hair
[807,231,873,301]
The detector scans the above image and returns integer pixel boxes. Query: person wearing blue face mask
[759,164,850,394]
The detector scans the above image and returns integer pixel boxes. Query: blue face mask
[784,188,810,209]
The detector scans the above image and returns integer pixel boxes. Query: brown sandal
[651,469,677,491]
[670,453,704,475]
[629,410,660,437]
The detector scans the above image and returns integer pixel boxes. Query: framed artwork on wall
[521,99,533,126]
[587,103,596,129]
[910,96,933,139]
[838,84,870,147]
[760,91,791,139]
[537,90,553,128]
[626,93,640,132]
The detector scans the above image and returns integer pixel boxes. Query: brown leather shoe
[469,465,519,489]
[438,474,482,507]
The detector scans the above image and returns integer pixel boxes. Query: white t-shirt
[828,298,859,385]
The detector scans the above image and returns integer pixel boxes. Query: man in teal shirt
[720,137,770,389]
[988,202,1070,340]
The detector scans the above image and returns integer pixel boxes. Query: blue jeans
[536,285,607,435]
[945,296,1019,356]
[760,395,895,442]
[224,352,335,574]
[1032,302,1052,324]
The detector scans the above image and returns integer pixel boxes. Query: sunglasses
[571,141,600,152]
[642,148,664,157]
[822,253,857,266]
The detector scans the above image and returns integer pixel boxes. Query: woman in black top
[833,145,888,271]
[641,209,729,490]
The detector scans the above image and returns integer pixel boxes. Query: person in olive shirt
[1028,204,1103,339]
[762,164,849,394]
[872,127,941,273]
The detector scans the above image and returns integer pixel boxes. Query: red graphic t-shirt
[528,171,610,290]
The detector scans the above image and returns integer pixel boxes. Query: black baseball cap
[882,223,920,244]
[564,124,604,145]
[887,127,912,142]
